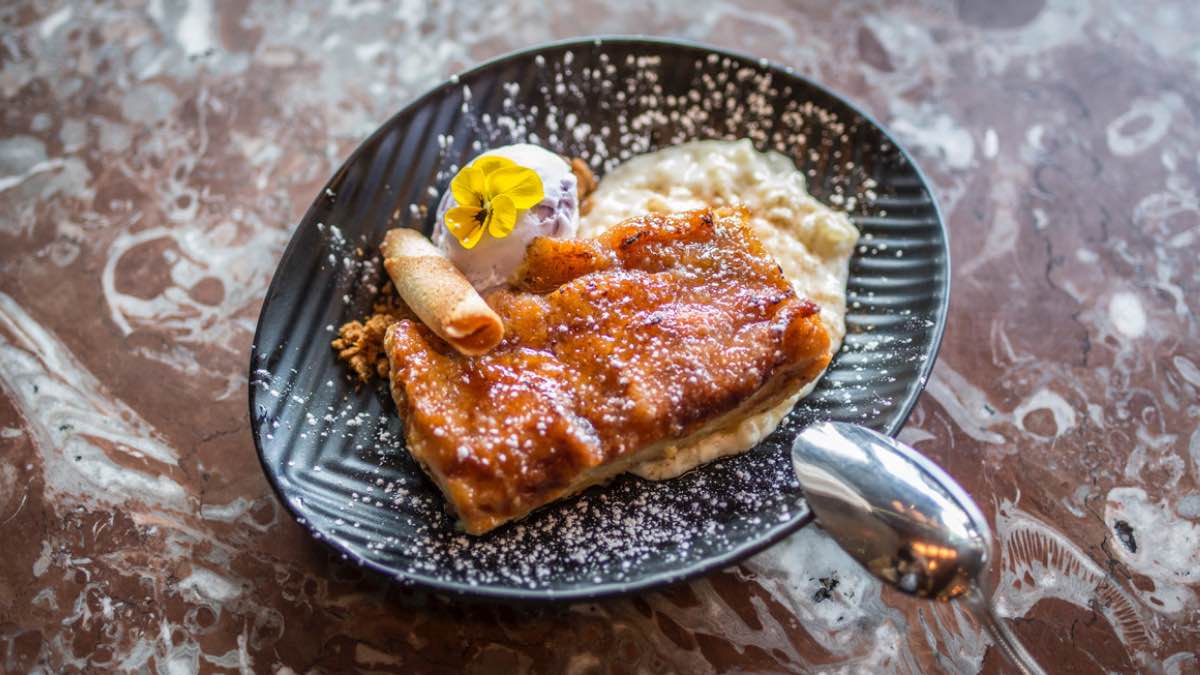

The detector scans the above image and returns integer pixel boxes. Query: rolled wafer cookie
[380,228,503,355]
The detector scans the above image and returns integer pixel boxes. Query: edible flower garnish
[445,156,544,249]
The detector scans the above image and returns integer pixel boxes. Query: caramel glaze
[384,207,832,534]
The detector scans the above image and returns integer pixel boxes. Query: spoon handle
[963,588,1047,675]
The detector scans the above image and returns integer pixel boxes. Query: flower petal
[450,166,484,208]
[445,205,486,249]
[487,167,544,209]
[460,221,486,249]
[487,194,517,239]
[473,155,515,177]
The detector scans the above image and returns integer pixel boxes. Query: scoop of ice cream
[433,144,579,291]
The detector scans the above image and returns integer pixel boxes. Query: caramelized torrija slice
[385,207,831,534]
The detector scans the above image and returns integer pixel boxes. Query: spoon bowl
[791,421,991,600]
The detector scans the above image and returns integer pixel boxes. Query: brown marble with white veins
[1,0,1198,672]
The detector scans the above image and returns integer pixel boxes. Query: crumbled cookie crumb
[571,157,598,215]
[331,282,411,383]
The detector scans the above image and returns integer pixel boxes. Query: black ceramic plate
[249,37,948,601]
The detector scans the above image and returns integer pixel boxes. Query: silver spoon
[792,421,1045,674]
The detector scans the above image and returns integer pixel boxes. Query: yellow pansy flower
[444,156,544,249]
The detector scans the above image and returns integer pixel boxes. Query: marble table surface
[2,0,1198,672]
